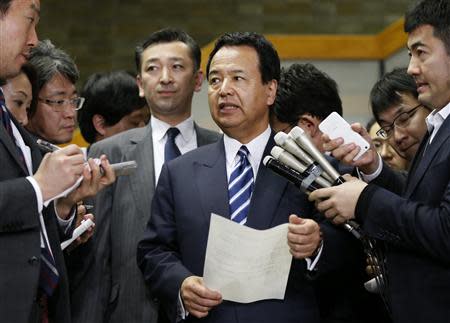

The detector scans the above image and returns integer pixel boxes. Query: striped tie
[228,146,254,225]
[39,236,60,296]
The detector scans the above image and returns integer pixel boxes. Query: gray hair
[28,40,79,95]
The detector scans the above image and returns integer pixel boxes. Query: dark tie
[228,146,254,225]
[164,127,181,162]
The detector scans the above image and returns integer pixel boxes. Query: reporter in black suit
[310,1,450,322]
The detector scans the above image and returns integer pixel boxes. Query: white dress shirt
[151,116,198,184]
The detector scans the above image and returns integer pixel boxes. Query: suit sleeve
[137,164,192,322]
[0,178,40,232]
[356,179,450,264]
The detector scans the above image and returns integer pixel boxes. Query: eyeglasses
[38,96,85,112]
[376,104,424,139]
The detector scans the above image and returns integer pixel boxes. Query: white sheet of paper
[203,213,292,303]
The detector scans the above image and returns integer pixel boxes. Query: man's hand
[75,205,95,245]
[65,155,116,203]
[33,144,85,201]
[287,215,322,259]
[322,122,379,174]
[54,155,116,219]
[309,175,367,224]
[180,276,222,318]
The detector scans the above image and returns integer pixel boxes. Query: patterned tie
[38,237,60,297]
[164,127,181,162]
[228,146,254,225]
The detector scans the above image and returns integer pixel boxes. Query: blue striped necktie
[228,146,254,225]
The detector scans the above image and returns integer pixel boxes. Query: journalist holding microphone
[309,1,450,323]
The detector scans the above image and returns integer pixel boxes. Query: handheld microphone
[275,132,334,184]
[289,127,345,185]
[263,156,321,193]
[270,147,332,188]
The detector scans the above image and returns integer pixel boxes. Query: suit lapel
[405,117,450,197]
[246,134,288,229]
[126,125,155,218]
[194,139,230,222]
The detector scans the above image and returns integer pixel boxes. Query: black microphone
[263,156,321,193]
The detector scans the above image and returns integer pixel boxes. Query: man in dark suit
[310,1,450,322]
[0,0,113,321]
[69,28,220,323]
[137,32,350,323]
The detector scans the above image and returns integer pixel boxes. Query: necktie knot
[164,127,181,162]
[166,127,180,140]
[237,146,249,160]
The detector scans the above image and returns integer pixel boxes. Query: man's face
[368,121,408,171]
[377,93,430,162]
[3,72,32,126]
[102,105,150,140]
[137,41,202,123]
[0,0,39,79]
[207,45,277,143]
[407,24,450,110]
[27,73,77,144]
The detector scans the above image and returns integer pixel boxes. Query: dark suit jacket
[137,135,351,323]
[356,116,450,323]
[67,123,220,323]
[0,115,71,323]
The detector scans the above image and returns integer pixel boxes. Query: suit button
[28,256,39,266]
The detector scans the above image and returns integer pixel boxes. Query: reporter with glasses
[26,39,84,145]
[371,67,431,166]
[25,39,115,252]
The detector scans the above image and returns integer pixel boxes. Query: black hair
[370,68,418,122]
[0,0,12,16]
[206,32,280,84]
[272,63,342,125]
[78,70,147,144]
[20,63,38,116]
[405,0,450,53]
[135,28,201,73]
[366,117,378,132]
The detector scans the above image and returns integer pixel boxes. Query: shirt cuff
[305,240,323,271]
[177,290,189,322]
[55,201,76,234]
[26,176,43,213]
[359,154,383,183]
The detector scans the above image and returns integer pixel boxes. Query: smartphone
[319,112,370,161]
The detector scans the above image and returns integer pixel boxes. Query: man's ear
[266,79,278,106]
[298,114,321,138]
[194,70,204,93]
[92,114,106,136]
[136,74,145,98]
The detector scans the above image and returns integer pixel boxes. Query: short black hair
[78,70,147,144]
[272,63,342,125]
[135,28,201,73]
[405,0,450,53]
[370,68,418,122]
[20,63,38,116]
[0,0,12,16]
[206,32,280,84]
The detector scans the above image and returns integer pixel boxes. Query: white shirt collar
[151,115,195,143]
[223,126,271,177]
[425,101,450,140]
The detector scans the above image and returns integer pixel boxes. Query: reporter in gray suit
[68,28,220,323]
